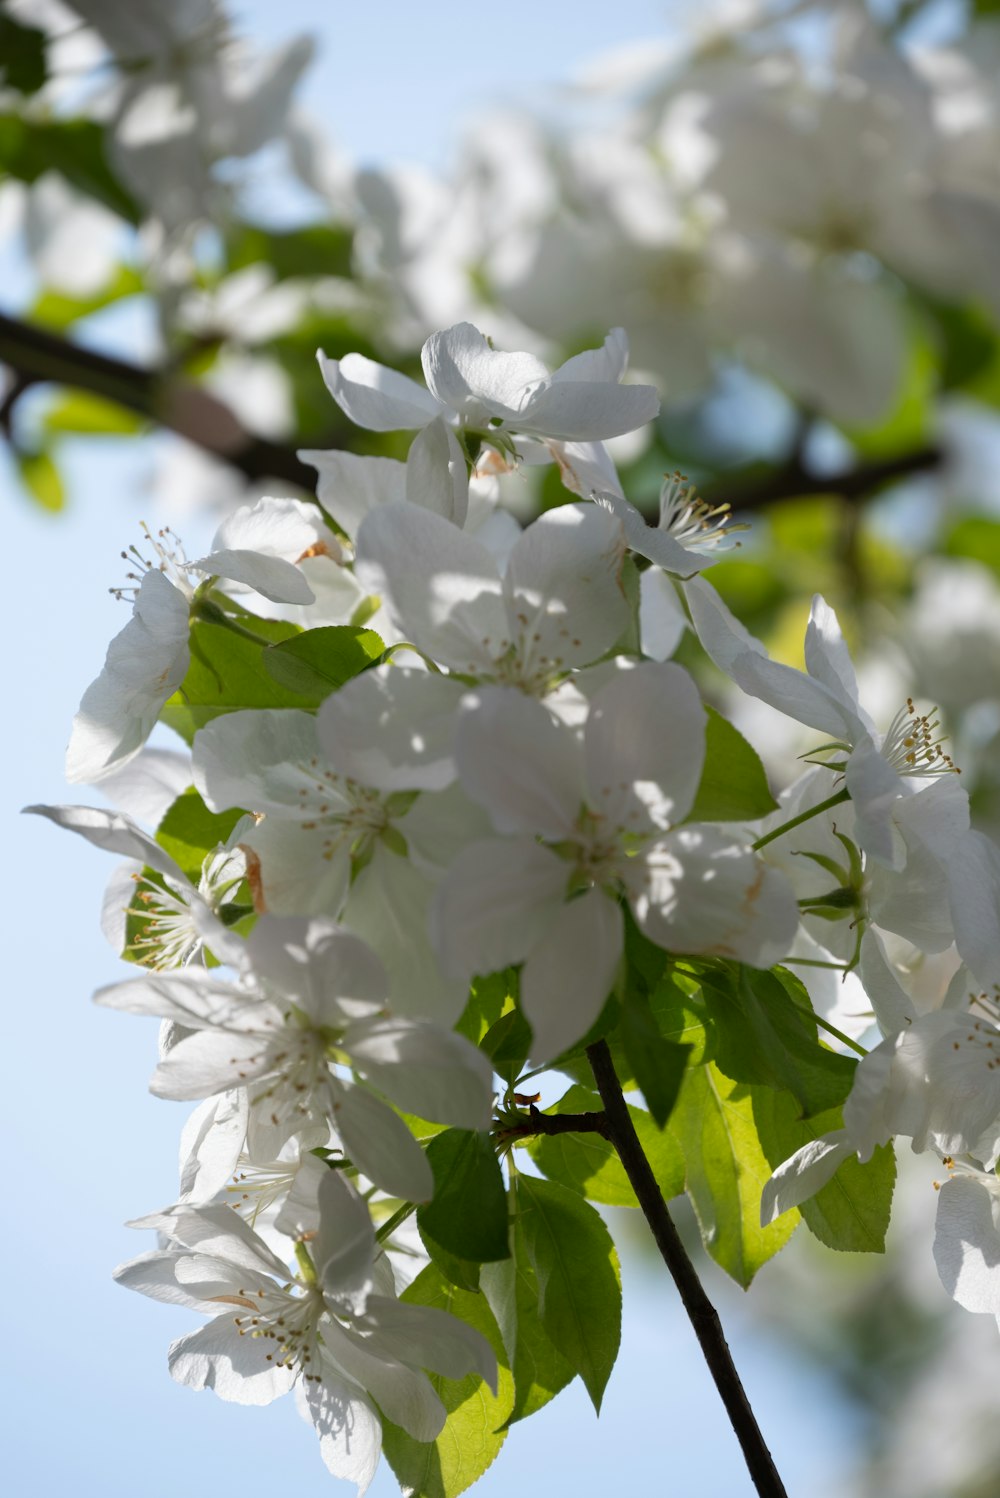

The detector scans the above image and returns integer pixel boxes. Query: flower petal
[583,661,705,830]
[319,349,440,430]
[521,888,623,1062]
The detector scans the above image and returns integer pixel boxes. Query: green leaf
[648,966,711,1066]
[620,982,691,1128]
[417,1131,510,1264]
[261,625,383,703]
[754,1090,896,1254]
[382,1265,514,1498]
[514,1174,621,1412]
[674,1063,798,1286]
[0,114,140,221]
[155,787,246,881]
[687,706,778,822]
[481,1221,576,1427]
[0,16,46,94]
[225,221,354,282]
[699,964,856,1118]
[454,972,513,1046]
[161,616,306,742]
[418,1224,482,1293]
[31,264,144,330]
[43,390,143,435]
[15,448,64,511]
[944,516,1000,581]
[526,1084,684,1206]
[480,1006,533,1088]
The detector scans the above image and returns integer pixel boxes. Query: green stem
[375,1202,417,1245]
[751,788,851,852]
[810,1010,868,1058]
[192,596,275,646]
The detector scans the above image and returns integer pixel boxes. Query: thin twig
[494,1104,613,1146]
[586,1038,789,1498]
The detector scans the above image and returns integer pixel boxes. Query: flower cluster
[34,319,1000,1491]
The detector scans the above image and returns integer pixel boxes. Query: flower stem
[586,1038,789,1498]
[192,595,275,646]
[751,788,851,852]
[810,1010,868,1057]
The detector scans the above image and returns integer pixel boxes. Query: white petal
[25,802,187,882]
[803,596,864,719]
[313,1169,376,1300]
[844,739,904,870]
[518,379,660,442]
[361,1295,497,1390]
[345,1017,493,1130]
[317,666,466,792]
[421,322,548,422]
[504,502,628,674]
[551,328,629,386]
[639,568,689,661]
[319,349,440,430]
[354,503,504,674]
[521,888,623,1062]
[934,1175,1000,1314]
[334,1084,434,1202]
[454,687,583,837]
[320,1321,445,1444]
[296,1366,382,1492]
[406,415,469,527]
[297,448,406,539]
[430,837,568,982]
[760,1132,853,1225]
[195,548,315,605]
[633,827,798,969]
[193,708,326,817]
[179,1092,248,1201]
[583,661,705,830]
[67,569,190,783]
[168,1317,297,1405]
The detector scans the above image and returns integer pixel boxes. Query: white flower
[96,915,492,1197]
[686,578,960,867]
[432,663,798,1060]
[354,501,629,694]
[319,323,659,444]
[25,801,244,969]
[595,470,745,576]
[192,668,480,1021]
[933,1162,1000,1316]
[115,1174,495,1489]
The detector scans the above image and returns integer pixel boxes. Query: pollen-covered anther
[110,521,196,602]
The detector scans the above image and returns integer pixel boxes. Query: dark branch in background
[586,1038,789,1498]
[0,309,943,512]
[0,311,317,490]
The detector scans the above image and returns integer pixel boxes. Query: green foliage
[845,321,935,458]
[15,448,63,511]
[31,265,144,330]
[944,516,1000,579]
[480,1220,576,1427]
[619,980,692,1127]
[417,1131,511,1265]
[525,1084,684,1206]
[699,964,856,1118]
[514,1174,621,1412]
[479,1005,533,1090]
[674,1063,799,1287]
[162,616,306,741]
[225,221,354,282]
[454,972,512,1045]
[261,625,384,703]
[43,391,144,435]
[0,15,47,94]
[687,705,779,822]
[382,1266,514,1498]
[155,787,246,880]
[0,114,140,221]
[754,1090,896,1253]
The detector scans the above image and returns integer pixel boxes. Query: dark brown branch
[705,443,943,515]
[586,1038,788,1498]
[0,311,317,490]
[494,1104,613,1146]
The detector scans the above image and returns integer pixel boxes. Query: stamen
[881,698,960,778]
[109,522,196,602]
[658,471,748,554]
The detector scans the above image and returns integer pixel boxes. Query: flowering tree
[7,1,1000,1494]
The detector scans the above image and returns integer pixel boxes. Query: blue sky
[3,3,863,1493]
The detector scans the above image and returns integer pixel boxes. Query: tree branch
[494,1104,612,1146]
[586,1038,788,1498]
[704,443,943,515]
[0,310,317,490]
